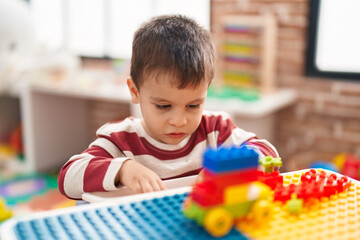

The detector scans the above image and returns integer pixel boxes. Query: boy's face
[128,73,208,145]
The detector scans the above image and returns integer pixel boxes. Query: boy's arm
[58,145,129,199]
[58,144,166,199]
[242,137,279,158]
[206,112,278,158]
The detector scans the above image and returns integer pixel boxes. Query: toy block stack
[183,146,274,238]
[191,146,260,207]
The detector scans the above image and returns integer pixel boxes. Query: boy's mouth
[167,132,185,139]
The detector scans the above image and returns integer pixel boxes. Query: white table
[19,81,296,172]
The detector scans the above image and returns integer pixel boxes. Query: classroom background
[0,0,359,223]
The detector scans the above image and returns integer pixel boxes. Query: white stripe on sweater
[102,157,130,190]
[123,140,207,179]
[96,118,138,137]
[222,127,256,146]
[90,138,125,158]
[63,153,92,199]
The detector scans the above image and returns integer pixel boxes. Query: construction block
[286,194,303,214]
[202,167,259,189]
[224,184,252,205]
[258,170,283,190]
[191,181,224,207]
[183,201,207,225]
[296,181,323,200]
[274,184,295,202]
[224,182,271,205]
[203,146,259,173]
[259,156,282,173]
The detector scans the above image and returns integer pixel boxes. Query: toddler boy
[58,15,278,199]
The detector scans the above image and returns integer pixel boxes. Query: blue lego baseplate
[9,193,248,240]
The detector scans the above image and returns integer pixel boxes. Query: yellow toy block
[225,182,271,205]
[0,198,12,222]
[224,183,250,204]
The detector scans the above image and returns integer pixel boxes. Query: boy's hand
[195,169,204,184]
[117,160,167,194]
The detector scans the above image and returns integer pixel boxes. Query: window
[30,0,210,59]
[306,0,360,80]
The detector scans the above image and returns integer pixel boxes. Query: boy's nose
[169,112,187,127]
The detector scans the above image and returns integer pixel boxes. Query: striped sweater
[58,111,279,199]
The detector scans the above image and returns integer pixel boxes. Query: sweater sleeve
[242,137,279,158]
[58,138,130,200]
[212,112,279,158]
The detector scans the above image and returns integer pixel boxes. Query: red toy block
[335,176,351,192]
[274,184,296,202]
[296,181,322,200]
[317,171,327,181]
[259,171,283,190]
[342,155,360,180]
[322,178,337,197]
[202,167,259,189]
[301,169,317,183]
[191,181,223,207]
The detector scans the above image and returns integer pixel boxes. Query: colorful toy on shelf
[216,14,278,95]
[9,125,23,160]
[207,85,259,101]
[0,197,12,223]
[183,146,273,237]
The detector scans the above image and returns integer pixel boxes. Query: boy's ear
[127,77,140,104]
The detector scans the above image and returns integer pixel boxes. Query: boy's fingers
[140,181,153,193]
[150,180,161,192]
[129,181,142,194]
[157,179,167,191]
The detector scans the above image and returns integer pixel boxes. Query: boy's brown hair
[130,15,216,90]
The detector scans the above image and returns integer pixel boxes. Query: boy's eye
[155,104,171,110]
[187,104,200,109]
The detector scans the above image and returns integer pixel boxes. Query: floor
[0,171,76,223]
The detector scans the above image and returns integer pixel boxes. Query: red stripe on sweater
[58,146,114,199]
[83,146,114,193]
[101,114,236,160]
